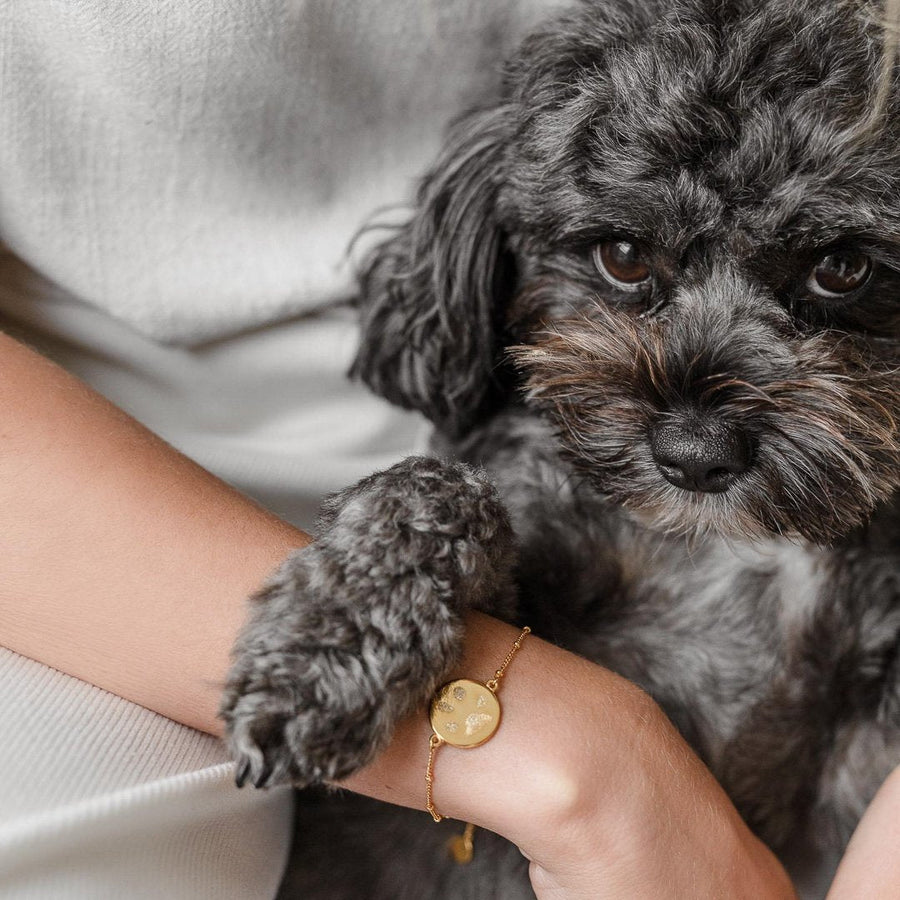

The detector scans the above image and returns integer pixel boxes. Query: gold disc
[429,679,501,748]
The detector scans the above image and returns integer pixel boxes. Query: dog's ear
[352,106,513,438]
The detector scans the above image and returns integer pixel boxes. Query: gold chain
[485,626,531,693]
[424,626,531,856]
[425,733,443,823]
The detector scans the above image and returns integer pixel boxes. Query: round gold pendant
[429,679,501,748]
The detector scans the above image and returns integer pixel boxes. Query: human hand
[827,763,900,899]
[518,691,797,900]
[343,615,795,899]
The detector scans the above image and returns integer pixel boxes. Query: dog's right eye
[592,240,652,290]
[806,250,872,298]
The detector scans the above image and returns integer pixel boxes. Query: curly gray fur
[220,457,516,788]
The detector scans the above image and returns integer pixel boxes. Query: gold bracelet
[424,626,531,862]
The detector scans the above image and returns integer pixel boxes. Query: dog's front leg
[219,455,517,789]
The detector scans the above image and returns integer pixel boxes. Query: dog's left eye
[592,240,652,290]
[806,250,872,298]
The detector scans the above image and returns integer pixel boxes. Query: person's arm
[344,614,796,900]
[0,331,791,898]
[0,331,309,732]
[827,763,900,899]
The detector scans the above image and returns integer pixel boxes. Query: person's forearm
[0,332,309,732]
[0,332,793,897]
[827,763,900,899]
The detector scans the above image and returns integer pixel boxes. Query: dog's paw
[220,545,408,788]
[219,455,516,789]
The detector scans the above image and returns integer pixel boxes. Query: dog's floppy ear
[352,106,513,438]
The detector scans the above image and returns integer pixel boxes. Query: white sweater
[0,1,558,897]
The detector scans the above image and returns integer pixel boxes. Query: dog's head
[354,0,900,543]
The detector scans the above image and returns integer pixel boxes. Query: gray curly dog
[221,1,900,896]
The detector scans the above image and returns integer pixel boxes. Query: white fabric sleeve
[0,648,293,900]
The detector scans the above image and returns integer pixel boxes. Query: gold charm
[424,627,530,828]
[429,679,501,748]
[447,822,476,864]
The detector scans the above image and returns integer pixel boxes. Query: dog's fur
[220,1,900,896]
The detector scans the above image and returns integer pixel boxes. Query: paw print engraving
[429,679,501,748]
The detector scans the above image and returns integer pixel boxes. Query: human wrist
[529,696,797,900]
[341,613,659,849]
[341,611,784,895]
[333,609,796,899]
[509,674,666,867]
[418,615,663,857]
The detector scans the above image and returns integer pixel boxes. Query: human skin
[0,327,871,899]
[826,764,900,899]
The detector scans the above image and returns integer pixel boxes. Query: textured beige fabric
[0,649,294,900]
[0,0,561,896]
[1,0,561,344]
[0,648,228,819]
[0,247,428,530]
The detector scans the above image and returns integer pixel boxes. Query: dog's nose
[649,420,751,493]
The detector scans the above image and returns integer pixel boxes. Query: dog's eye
[807,250,872,298]
[592,240,651,289]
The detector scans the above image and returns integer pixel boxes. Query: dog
[220,1,900,896]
